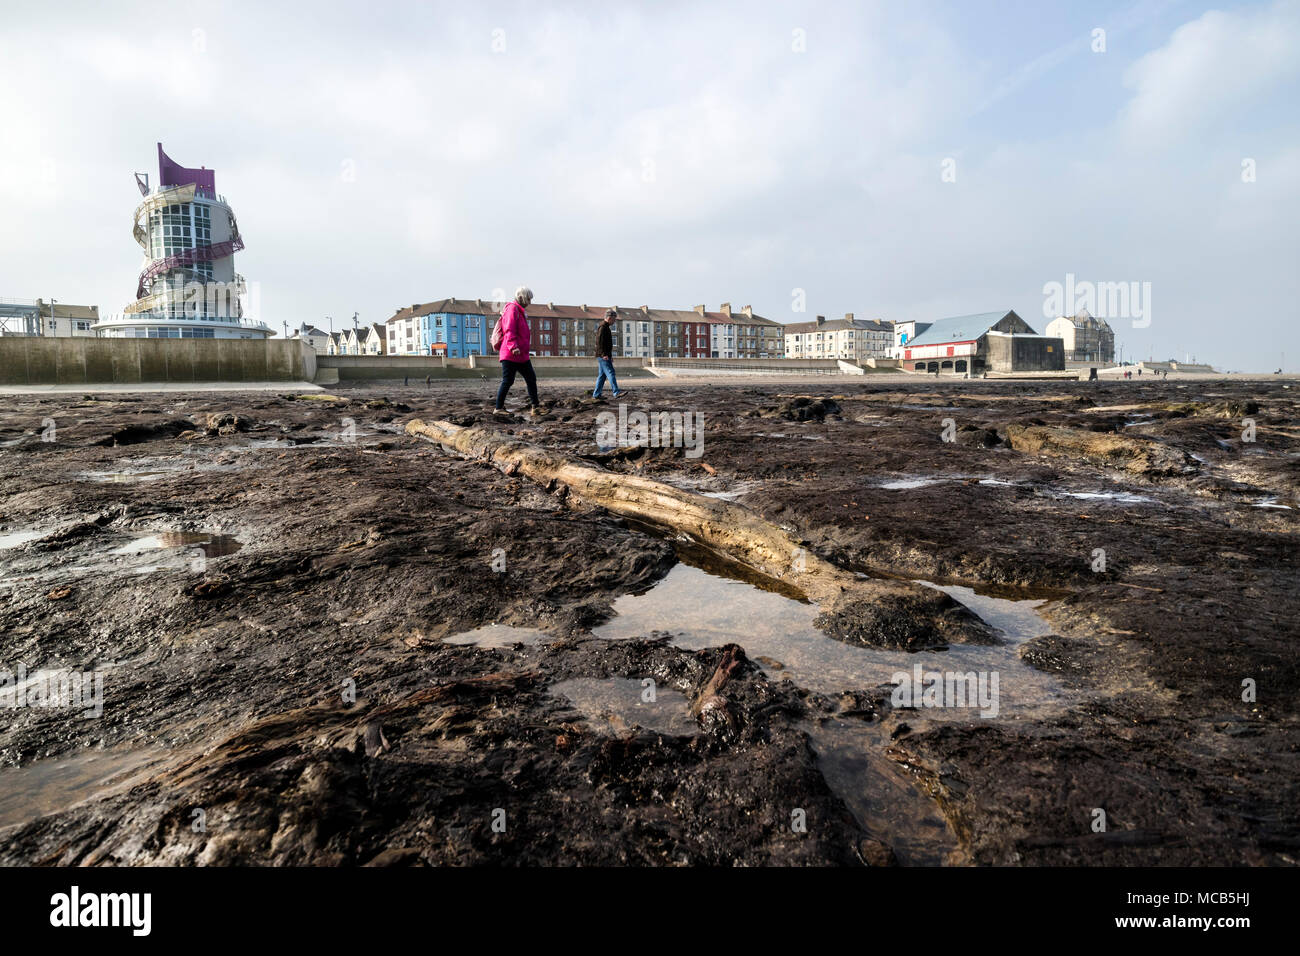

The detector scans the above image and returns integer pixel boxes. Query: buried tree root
[406,418,994,651]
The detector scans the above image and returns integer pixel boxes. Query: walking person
[592,309,628,399]
[494,286,541,415]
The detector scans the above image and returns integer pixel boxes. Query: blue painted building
[385,298,492,357]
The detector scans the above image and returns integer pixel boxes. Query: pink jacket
[498,301,531,361]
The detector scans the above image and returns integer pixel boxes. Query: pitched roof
[783,317,894,334]
[904,311,1031,348]
[40,302,99,320]
[385,299,778,326]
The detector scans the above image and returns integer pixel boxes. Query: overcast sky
[2,0,1297,369]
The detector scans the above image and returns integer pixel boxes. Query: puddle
[972,478,1158,507]
[879,477,951,490]
[1056,490,1154,505]
[78,470,175,483]
[594,553,1063,719]
[549,678,698,737]
[1253,497,1293,510]
[444,624,551,648]
[1,531,243,587]
[804,719,963,866]
[0,531,46,550]
[0,746,169,830]
[111,532,242,558]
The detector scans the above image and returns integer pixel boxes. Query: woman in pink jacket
[494,286,541,413]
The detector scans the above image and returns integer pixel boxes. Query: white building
[291,323,331,355]
[95,144,271,340]
[1045,312,1115,364]
[891,320,932,358]
[785,314,893,360]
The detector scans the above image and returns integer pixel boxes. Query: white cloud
[1120,0,1300,142]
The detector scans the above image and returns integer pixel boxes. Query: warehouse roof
[905,310,1029,348]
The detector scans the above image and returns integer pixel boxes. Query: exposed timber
[405,417,995,650]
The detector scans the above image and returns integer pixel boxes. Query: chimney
[548,302,554,310]
[581,304,587,311]
[641,305,649,314]
[743,305,752,317]
[816,315,826,327]
[694,304,705,315]
[844,312,854,321]
[476,299,483,308]
[720,303,732,317]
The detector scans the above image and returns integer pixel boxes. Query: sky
[1,0,1297,370]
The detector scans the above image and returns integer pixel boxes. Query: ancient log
[406,418,994,650]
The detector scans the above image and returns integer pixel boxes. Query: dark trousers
[496,359,539,409]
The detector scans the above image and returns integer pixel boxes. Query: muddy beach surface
[0,377,1296,866]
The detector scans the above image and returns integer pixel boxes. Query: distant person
[592,309,628,399]
[494,286,540,414]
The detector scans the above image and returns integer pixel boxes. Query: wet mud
[0,379,1296,865]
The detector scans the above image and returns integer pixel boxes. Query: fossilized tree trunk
[406,418,994,650]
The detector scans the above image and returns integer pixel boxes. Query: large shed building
[900,310,1065,374]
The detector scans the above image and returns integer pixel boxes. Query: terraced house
[386,299,490,358]
[384,299,782,359]
[784,314,894,360]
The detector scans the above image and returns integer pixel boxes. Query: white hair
[515,286,533,305]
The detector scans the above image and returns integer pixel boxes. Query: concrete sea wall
[0,337,315,385]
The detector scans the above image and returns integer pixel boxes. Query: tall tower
[95,144,270,339]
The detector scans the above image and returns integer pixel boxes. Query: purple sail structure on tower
[157,143,216,194]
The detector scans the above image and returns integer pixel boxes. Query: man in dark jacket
[592,309,627,399]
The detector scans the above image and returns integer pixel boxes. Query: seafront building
[899,310,1064,374]
[784,314,893,360]
[383,299,783,359]
[94,144,271,340]
[1045,312,1116,364]
[0,299,99,337]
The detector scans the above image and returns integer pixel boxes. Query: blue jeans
[593,357,621,397]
